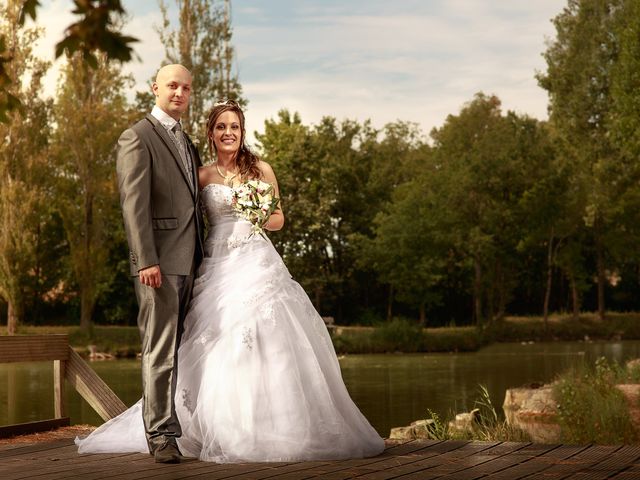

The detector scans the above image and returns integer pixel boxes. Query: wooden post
[65,347,127,421]
[53,359,66,418]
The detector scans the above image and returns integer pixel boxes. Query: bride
[76,100,385,463]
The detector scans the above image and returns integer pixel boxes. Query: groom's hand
[139,265,162,288]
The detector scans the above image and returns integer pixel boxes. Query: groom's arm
[116,128,159,276]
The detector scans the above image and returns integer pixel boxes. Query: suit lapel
[146,114,195,197]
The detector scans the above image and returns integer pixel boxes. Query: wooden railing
[0,334,127,438]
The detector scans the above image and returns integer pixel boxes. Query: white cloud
[235,2,562,144]
[26,0,563,146]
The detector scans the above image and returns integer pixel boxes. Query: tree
[538,0,628,321]
[355,165,447,326]
[0,0,51,334]
[423,94,557,325]
[157,0,244,150]
[255,111,330,309]
[1,0,138,123]
[51,52,131,331]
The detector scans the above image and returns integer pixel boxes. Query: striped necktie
[171,122,194,190]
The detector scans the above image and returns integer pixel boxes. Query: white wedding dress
[76,183,385,462]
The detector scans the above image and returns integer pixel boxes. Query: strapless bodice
[200,183,238,223]
[200,183,259,255]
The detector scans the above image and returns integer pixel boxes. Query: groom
[116,64,204,463]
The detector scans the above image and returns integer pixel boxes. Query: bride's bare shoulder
[256,160,277,182]
[198,165,218,189]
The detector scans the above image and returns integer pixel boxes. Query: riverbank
[8,312,640,356]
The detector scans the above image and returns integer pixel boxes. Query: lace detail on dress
[205,233,261,249]
[182,389,194,415]
[241,326,253,350]
[201,183,236,223]
[260,301,276,326]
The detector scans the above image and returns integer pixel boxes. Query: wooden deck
[1,438,640,480]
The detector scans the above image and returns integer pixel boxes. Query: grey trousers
[134,273,194,452]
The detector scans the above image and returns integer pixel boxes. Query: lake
[3,340,640,437]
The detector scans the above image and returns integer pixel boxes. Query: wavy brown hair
[205,101,262,180]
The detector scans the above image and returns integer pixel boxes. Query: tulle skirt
[76,219,384,462]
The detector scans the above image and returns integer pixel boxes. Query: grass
[424,385,531,442]
[553,357,640,444]
[332,318,485,354]
[486,312,640,342]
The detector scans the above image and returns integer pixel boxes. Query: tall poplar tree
[51,53,131,331]
[0,0,50,334]
[539,0,625,321]
[157,0,245,151]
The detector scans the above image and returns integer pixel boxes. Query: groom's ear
[151,82,159,96]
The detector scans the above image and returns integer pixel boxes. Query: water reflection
[2,341,640,436]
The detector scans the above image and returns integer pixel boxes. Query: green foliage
[539,0,640,320]
[2,0,138,123]
[0,2,52,333]
[67,325,141,357]
[487,313,640,342]
[331,322,485,354]
[54,1,138,67]
[425,385,530,442]
[424,409,451,440]
[369,318,424,353]
[468,385,531,442]
[554,357,639,444]
[51,52,132,330]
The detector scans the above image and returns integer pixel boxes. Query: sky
[30,0,565,146]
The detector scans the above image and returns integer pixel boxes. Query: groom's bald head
[152,64,192,120]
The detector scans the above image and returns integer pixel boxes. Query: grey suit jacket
[117,114,204,276]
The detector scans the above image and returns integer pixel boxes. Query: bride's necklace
[215,162,239,186]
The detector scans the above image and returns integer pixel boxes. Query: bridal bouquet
[231,179,279,238]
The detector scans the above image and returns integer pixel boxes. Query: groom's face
[153,65,192,120]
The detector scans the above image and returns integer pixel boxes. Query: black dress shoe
[154,441,182,464]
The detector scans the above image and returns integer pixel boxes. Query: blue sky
[33,0,564,145]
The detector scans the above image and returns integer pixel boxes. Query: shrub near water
[370,318,424,352]
[553,357,639,444]
[331,319,485,354]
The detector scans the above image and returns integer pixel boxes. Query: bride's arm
[258,161,285,231]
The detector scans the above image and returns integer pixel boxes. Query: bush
[553,357,639,444]
[423,327,485,352]
[369,317,423,353]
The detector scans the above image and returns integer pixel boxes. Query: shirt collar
[151,105,181,130]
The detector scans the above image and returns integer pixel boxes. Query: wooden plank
[387,442,540,480]
[0,418,70,439]
[609,464,640,479]
[0,449,136,477]
[0,335,69,363]
[0,439,75,461]
[429,442,535,480]
[64,347,127,421]
[462,444,585,480]
[486,444,618,480]
[560,445,640,480]
[308,441,480,480]
[53,360,66,418]
[1,439,639,480]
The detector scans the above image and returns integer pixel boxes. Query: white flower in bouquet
[231,179,279,238]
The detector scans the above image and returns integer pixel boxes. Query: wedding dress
[76,182,385,462]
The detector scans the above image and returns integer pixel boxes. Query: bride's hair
[205,100,262,181]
